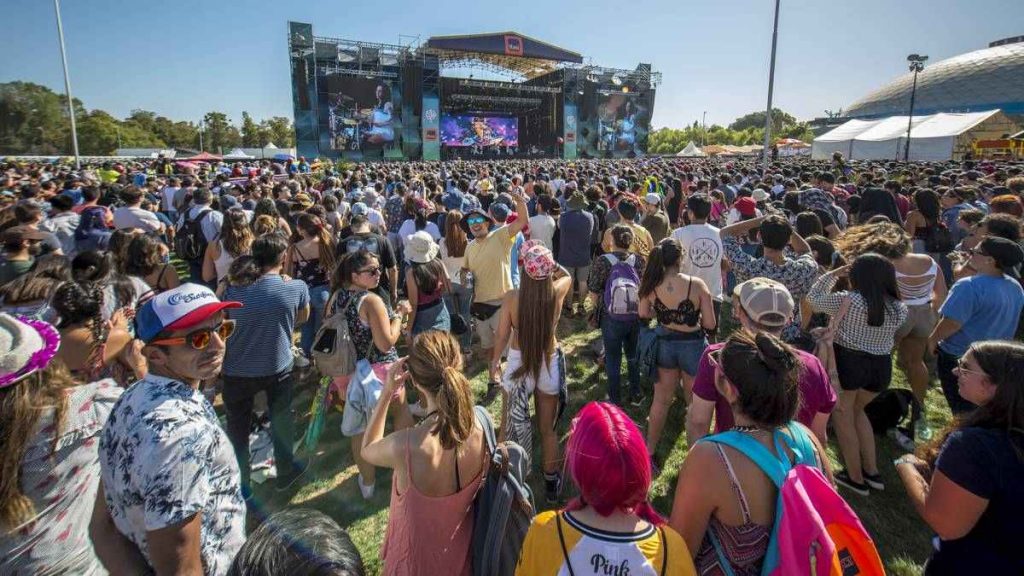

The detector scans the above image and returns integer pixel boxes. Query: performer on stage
[363,84,395,145]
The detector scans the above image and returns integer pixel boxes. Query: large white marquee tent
[812,110,1018,161]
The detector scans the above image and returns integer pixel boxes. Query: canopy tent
[223,148,255,160]
[183,151,222,162]
[812,110,1019,161]
[676,141,705,157]
[273,152,296,161]
[776,138,810,148]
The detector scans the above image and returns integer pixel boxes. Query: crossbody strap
[555,513,576,576]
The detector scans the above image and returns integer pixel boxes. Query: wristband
[893,455,918,468]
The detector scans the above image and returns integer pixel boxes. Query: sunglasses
[151,320,236,350]
[968,247,989,257]
[466,216,487,225]
[358,266,382,276]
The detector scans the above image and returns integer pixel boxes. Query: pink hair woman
[516,401,697,576]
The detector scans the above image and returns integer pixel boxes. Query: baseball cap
[733,278,794,328]
[350,202,369,217]
[644,193,661,206]
[735,197,757,217]
[135,283,242,344]
[978,236,1024,274]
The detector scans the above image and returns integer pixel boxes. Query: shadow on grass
[241,302,940,575]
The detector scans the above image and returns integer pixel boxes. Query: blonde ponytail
[408,332,474,450]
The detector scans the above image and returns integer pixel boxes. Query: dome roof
[844,42,1024,119]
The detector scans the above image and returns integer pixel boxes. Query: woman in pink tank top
[362,331,486,576]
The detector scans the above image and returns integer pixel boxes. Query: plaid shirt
[808,273,908,356]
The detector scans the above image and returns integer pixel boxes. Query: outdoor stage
[287,22,660,161]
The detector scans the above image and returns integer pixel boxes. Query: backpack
[73,205,112,253]
[702,424,884,576]
[924,220,955,254]
[471,406,534,576]
[603,253,640,321]
[865,388,918,433]
[175,208,212,262]
[311,291,367,378]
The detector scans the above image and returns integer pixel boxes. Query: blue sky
[2,0,1018,129]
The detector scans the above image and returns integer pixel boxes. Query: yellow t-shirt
[516,510,697,576]
[465,224,516,303]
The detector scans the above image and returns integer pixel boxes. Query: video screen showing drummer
[326,80,397,151]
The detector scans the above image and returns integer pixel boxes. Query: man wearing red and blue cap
[92,283,245,576]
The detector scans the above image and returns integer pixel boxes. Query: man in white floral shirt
[91,284,246,576]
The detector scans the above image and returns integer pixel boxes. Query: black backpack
[175,209,212,262]
[924,220,955,254]
[865,389,917,433]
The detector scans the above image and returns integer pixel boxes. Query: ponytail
[407,332,474,450]
[639,237,682,298]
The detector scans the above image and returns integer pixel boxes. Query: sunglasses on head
[151,320,236,350]
[466,216,487,225]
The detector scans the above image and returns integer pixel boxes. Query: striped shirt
[223,274,309,377]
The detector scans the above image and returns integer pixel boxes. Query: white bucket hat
[406,231,440,264]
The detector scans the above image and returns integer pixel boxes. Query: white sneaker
[292,347,310,368]
[358,474,375,499]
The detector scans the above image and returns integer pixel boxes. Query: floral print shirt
[0,379,121,576]
[98,374,245,576]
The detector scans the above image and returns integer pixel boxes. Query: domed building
[844,37,1024,120]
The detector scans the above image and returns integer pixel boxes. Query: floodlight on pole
[53,0,80,169]
[761,0,781,168]
[904,54,928,162]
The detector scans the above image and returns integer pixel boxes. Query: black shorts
[833,344,892,393]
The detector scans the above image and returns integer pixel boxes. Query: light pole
[702,111,707,147]
[904,54,928,162]
[53,0,80,169]
[761,0,781,167]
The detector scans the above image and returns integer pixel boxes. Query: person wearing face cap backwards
[91,284,246,576]
[930,236,1024,414]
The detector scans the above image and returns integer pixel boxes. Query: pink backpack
[702,424,884,576]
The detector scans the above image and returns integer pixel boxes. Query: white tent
[223,148,255,160]
[812,110,1018,161]
[676,141,705,157]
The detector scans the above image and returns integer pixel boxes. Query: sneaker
[630,389,646,407]
[835,470,870,496]
[292,347,310,368]
[358,474,375,500]
[275,460,310,492]
[544,472,562,504]
[862,471,885,491]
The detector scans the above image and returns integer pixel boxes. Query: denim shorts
[655,326,707,376]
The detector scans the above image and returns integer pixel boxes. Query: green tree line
[0,81,295,156]
[648,108,815,155]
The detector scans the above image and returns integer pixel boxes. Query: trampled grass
[246,302,949,576]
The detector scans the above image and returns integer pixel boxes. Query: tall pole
[53,0,80,169]
[903,55,927,161]
[761,0,781,168]
[904,70,918,161]
[702,111,707,147]
[198,121,204,152]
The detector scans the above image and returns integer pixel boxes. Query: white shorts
[502,349,561,396]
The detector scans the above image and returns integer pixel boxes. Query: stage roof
[422,32,583,79]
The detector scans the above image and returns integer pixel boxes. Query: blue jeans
[602,315,640,404]
[300,284,331,357]
[444,283,473,349]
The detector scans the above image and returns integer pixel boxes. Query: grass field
[240,302,950,576]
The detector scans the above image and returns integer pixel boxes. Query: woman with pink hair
[515,401,697,575]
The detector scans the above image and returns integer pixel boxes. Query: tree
[728,108,797,133]
[261,116,295,147]
[240,111,262,147]
[202,112,241,153]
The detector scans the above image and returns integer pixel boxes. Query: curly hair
[835,221,910,260]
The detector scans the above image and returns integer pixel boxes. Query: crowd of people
[0,152,1023,575]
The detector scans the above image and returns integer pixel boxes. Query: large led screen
[321,75,401,152]
[440,115,518,147]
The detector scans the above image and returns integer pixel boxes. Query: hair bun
[754,332,796,372]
